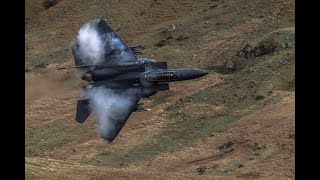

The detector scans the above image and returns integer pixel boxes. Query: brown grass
[26,0,295,179]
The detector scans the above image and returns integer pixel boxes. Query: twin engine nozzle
[81,72,92,81]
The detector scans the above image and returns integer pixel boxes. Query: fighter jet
[69,19,208,143]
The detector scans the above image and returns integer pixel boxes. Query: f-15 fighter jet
[70,19,208,143]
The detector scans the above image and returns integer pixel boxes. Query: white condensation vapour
[77,22,105,64]
[87,87,134,138]
[76,21,137,138]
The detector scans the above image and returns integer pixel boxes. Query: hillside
[25,0,295,179]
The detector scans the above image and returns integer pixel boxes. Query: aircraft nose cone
[179,68,208,80]
[195,69,208,77]
[189,69,208,79]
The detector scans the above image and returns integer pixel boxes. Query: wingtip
[105,140,115,143]
[101,135,115,143]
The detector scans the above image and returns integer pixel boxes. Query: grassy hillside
[26,0,295,179]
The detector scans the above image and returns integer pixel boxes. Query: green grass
[25,119,96,157]
[86,112,239,168]
[25,47,71,68]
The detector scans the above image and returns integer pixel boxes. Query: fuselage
[72,18,209,143]
[80,58,208,98]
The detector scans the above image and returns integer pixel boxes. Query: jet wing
[96,19,138,64]
[92,87,141,142]
[71,19,138,66]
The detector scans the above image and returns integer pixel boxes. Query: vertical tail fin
[76,99,92,123]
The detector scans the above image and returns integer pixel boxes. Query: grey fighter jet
[70,19,208,143]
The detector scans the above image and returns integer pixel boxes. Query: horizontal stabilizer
[76,99,92,123]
